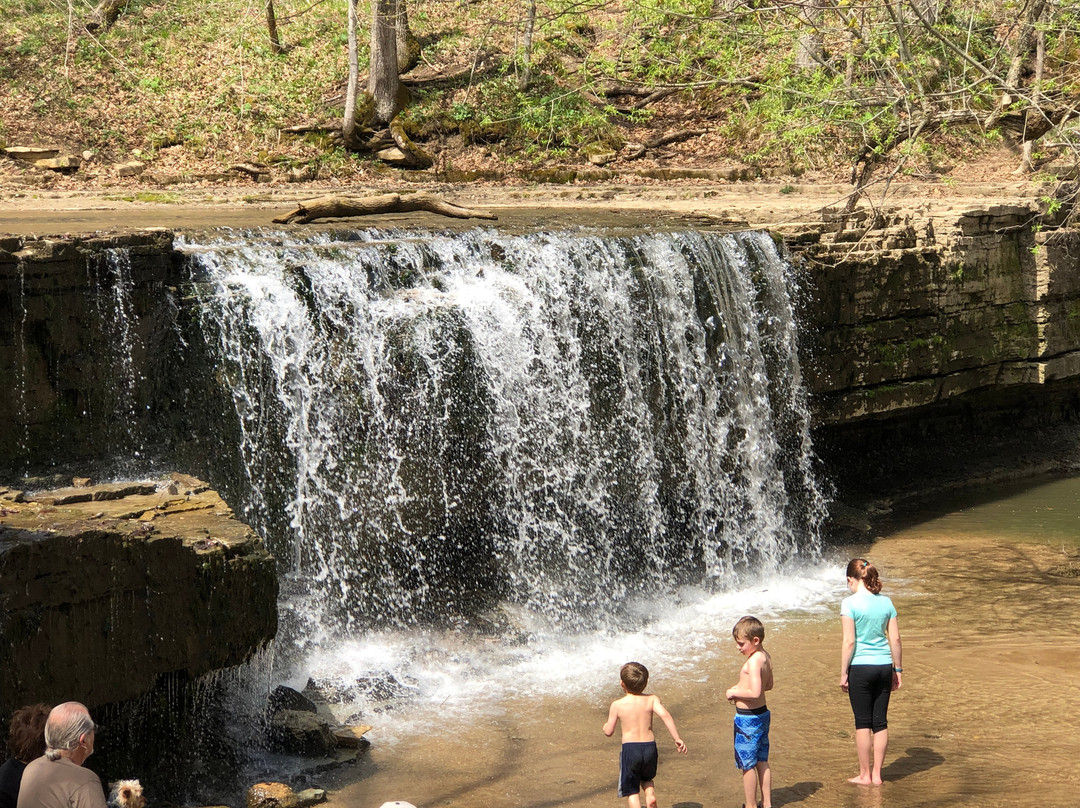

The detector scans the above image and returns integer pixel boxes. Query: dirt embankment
[0,172,1054,237]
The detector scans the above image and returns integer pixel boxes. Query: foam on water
[291,558,845,742]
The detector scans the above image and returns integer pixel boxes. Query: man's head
[6,703,50,763]
[44,702,96,764]
[620,662,649,695]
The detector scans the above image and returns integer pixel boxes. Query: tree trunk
[343,0,361,147]
[1018,29,1046,174]
[370,0,405,124]
[395,0,421,74]
[794,0,824,70]
[519,0,537,89]
[266,0,284,55]
[987,0,1048,131]
[1005,0,1048,92]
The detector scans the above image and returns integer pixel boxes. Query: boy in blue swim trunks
[603,662,687,808]
[725,616,774,808]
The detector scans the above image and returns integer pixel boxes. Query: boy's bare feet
[847,775,874,785]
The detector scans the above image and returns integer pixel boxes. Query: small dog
[108,780,145,808]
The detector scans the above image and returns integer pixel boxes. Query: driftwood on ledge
[272,192,498,224]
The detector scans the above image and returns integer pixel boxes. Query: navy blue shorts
[618,741,658,797]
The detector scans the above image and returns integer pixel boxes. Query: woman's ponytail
[846,557,883,594]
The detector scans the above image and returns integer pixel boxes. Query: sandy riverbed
[318,478,1080,808]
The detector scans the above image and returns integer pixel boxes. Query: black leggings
[848,664,893,732]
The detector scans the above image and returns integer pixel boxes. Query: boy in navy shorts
[725,616,774,808]
[603,662,687,808]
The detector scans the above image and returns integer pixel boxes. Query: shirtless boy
[603,662,687,808]
[725,616,774,808]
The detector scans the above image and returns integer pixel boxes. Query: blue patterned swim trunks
[733,707,771,770]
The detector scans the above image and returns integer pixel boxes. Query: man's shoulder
[23,757,96,783]
[20,757,50,780]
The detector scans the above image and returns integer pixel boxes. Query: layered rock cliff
[0,230,183,470]
[0,474,278,718]
[794,205,1080,423]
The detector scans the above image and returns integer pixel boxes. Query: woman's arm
[840,615,856,691]
[887,615,902,690]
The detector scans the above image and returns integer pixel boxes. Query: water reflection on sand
[328,475,1080,808]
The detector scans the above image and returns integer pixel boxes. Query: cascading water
[89,248,142,448]
[179,226,832,725]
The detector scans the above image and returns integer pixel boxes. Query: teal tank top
[841,589,897,665]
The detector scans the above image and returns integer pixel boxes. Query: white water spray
[181,226,830,717]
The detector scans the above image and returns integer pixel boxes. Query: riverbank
[316,475,1080,808]
[0,178,1053,236]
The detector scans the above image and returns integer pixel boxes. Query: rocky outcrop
[0,474,278,718]
[778,202,1080,510]
[0,230,184,472]
[3,210,1080,527]
[790,204,1080,423]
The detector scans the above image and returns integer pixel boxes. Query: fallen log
[645,128,706,149]
[272,193,498,224]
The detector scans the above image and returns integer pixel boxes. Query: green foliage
[0,0,1078,174]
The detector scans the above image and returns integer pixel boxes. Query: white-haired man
[16,703,106,808]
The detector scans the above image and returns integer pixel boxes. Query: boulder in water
[267,710,336,756]
[330,724,373,749]
[247,783,298,808]
[268,685,319,716]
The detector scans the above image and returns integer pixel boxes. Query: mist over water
[179,226,829,723]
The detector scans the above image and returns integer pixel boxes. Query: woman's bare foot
[847,775,873,785]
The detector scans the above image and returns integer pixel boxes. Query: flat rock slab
[4,146,61,161]
[0,473,278,715]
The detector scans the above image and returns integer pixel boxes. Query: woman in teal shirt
[839,558,903,786]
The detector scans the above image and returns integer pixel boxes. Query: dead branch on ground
[273,193,498,224]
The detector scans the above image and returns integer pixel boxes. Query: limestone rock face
[791,206,1080,423]
[0,231,183,471]
[0,474,278,717]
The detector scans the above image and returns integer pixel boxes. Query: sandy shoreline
[317,480,1080,808]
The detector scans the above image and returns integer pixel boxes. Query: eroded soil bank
[319,476,1080,808]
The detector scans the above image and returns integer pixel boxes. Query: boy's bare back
[606,693,660,743]
[604,692,687,753]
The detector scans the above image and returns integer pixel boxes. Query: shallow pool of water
[312,474,1080,808]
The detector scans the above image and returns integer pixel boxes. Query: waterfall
[90,249,141,441]
[180,227,826,640]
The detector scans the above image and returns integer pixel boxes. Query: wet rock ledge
[0,473,277,718]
